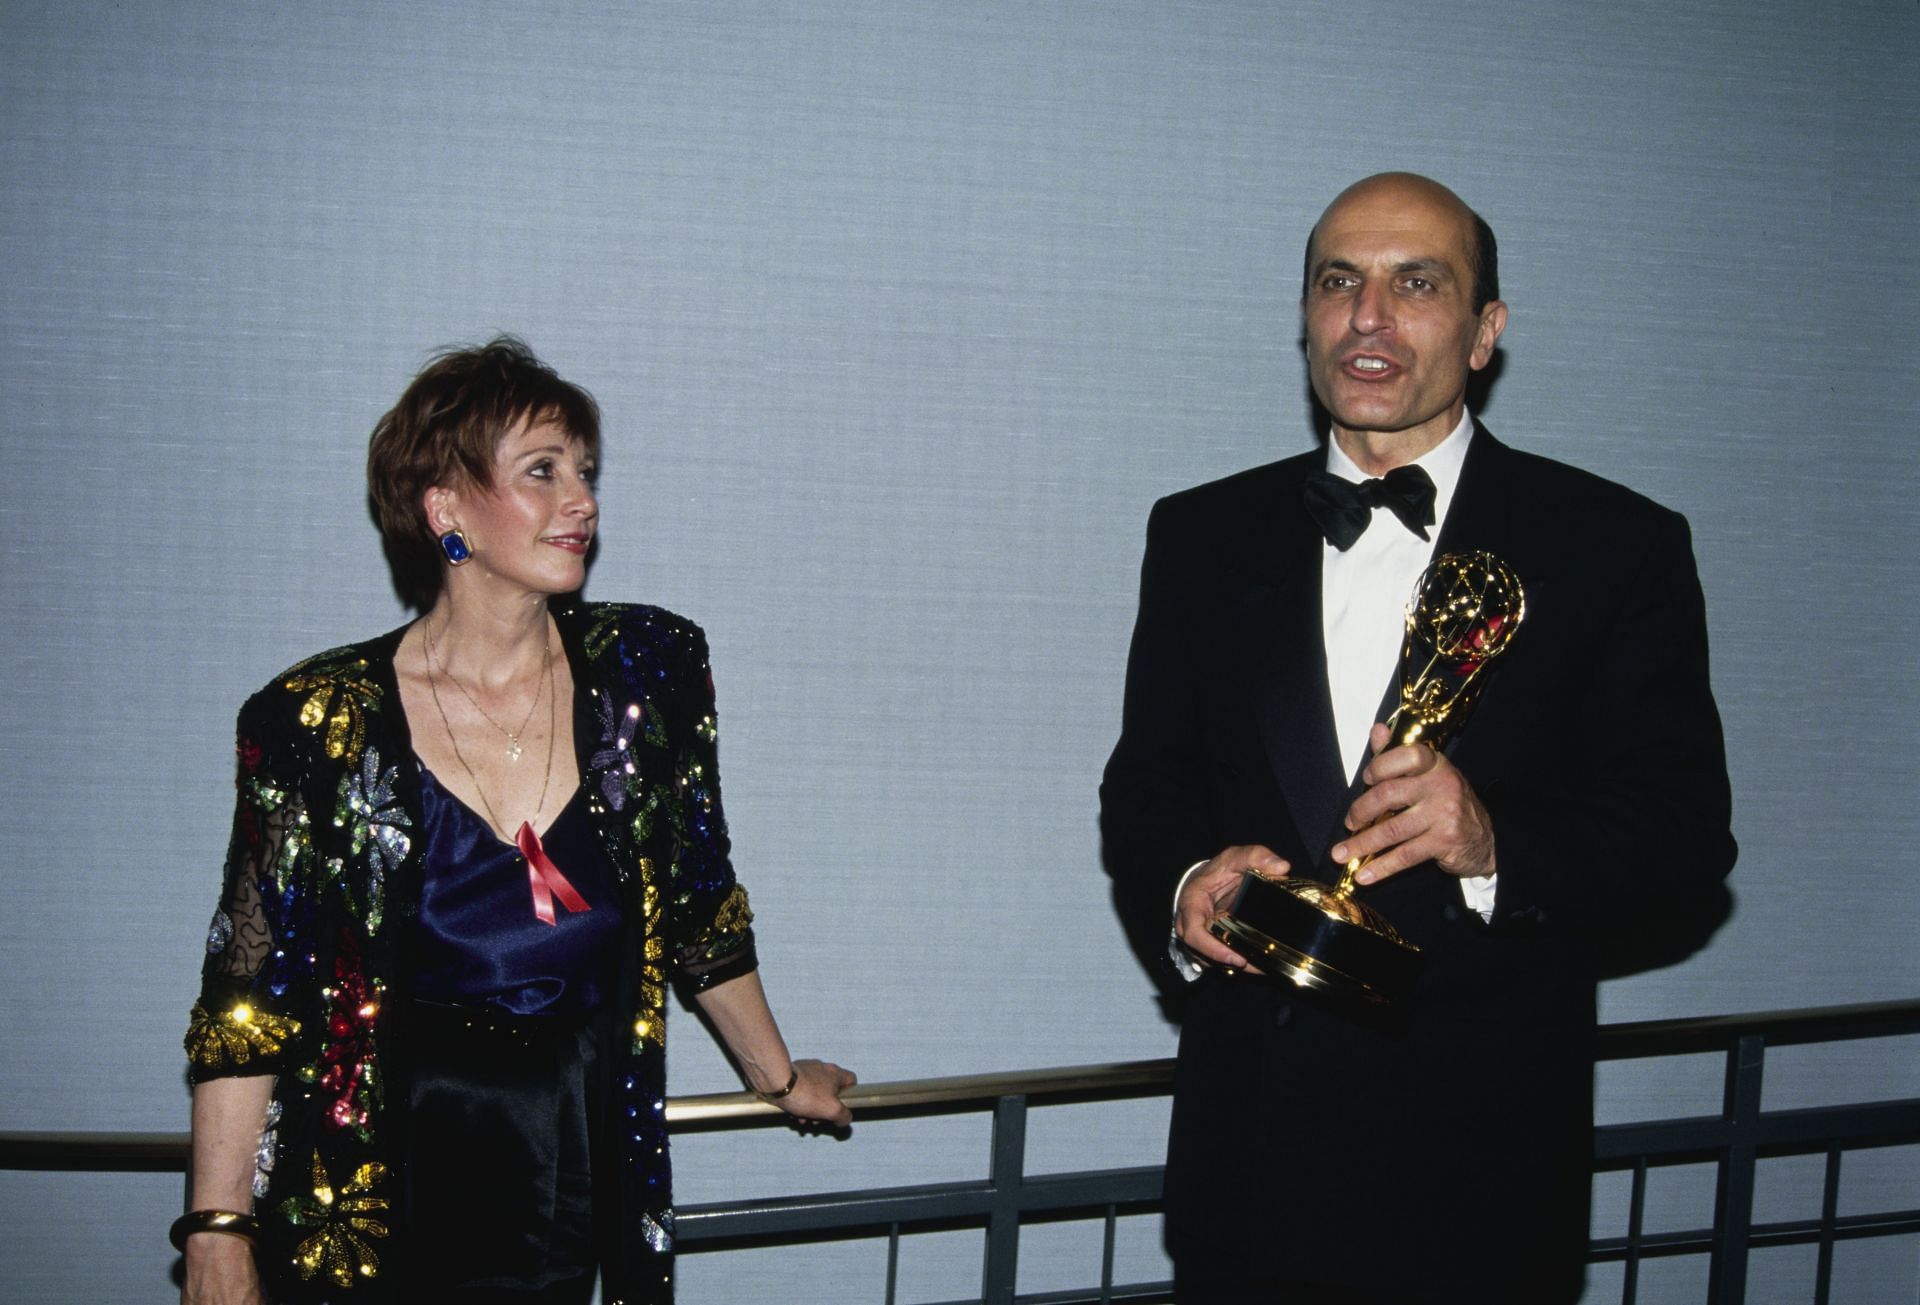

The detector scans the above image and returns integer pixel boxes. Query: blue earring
[439,530,472,565]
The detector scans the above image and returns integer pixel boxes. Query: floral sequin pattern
[588,680,688,859]
[282,653,383,763]
[677,747,720,832]
[710,884,752,936]
[632,874,666,1051]
[589,694,645,812]
[333,747,410,933]
[299,939,382,1140]
[676,883,755,975]
[213,780,317,1002]
[253,1098,283,1200]
[282,1150,390,1288]
[247,780,315,897]
[638,1209,673,1255]
[185,1000,301,1072]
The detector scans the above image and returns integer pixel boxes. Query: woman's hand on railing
[773,1058,858,1128]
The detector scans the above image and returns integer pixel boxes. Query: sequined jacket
[185,600,757,1304]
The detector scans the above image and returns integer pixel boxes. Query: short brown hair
[367,336,601,609]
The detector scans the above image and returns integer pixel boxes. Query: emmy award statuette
[1208,550,1526,1005]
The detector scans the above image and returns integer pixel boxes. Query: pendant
[505,738,523,763]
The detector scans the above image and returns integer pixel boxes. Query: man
[1100,173,1735,1303]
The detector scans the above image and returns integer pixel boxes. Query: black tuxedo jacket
[1100,426,1735,1301]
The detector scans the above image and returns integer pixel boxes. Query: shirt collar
[1324,410,1474,534]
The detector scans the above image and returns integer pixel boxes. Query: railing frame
[4,998,1917,1304]
[1583,999,1920,1305]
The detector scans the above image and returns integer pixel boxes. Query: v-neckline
[415,755,586,850]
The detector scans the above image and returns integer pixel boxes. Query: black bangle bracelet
[169,1209,261,1252]
[757,1066,799,1101]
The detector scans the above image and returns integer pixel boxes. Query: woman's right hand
[181,1233,265,1305]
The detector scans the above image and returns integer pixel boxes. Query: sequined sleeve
[186,693,314,1083]
[665,625,758,990]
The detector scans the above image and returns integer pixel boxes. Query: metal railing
[1585,998,1920,1305]
[4,998,1918,1304]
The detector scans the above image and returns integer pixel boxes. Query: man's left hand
[1331,723,1496,883]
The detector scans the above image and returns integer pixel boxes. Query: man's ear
[1470,300,1508,371]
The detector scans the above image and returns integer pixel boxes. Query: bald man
[1101,174,1735,1303]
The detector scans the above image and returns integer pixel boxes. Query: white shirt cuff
[1168,860,1211,982]
[1459,872,1497,921]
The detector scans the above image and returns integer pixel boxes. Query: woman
[179,338,854,1304]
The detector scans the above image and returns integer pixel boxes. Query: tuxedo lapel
[1434,422,1522,561]
[1246,458,1350,881]
[1421,425,1546,777]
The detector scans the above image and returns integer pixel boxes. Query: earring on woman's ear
[440,530,473,565]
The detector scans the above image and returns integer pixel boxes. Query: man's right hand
[1176,844,1289,973]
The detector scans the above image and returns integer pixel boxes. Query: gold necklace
[427,625,550,762]
[422,618,556,838]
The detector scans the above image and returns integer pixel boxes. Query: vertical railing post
[981,1092,1028,1305]
[885,1221,901,1305]
[1100,1202,1118,1304]
[1813,1146,1841,1305]
[1707,1032,1764,1304]
[1621,1157,1647,1305]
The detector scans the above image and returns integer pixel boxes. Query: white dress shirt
[1172,411,1495,977]
[1321,413,1496,918]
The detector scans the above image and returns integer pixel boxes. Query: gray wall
[3,2,1916,1300]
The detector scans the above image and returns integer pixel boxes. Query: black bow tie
[1301,465,1437,551]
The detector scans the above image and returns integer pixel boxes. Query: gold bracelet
[757,1066,799,1101]
[169,1209,260,1252]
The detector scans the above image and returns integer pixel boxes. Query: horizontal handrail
[672,1056,1174,1124]
[5,997,1916,1168]
[1589,996,1920,1059]
[0,1061,1176,1165]
[0,1131,187,1170]
[664,995,1920,1123]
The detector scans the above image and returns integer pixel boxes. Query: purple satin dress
[404,765,626,1303]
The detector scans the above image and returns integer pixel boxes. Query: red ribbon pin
[516,821,591,926]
